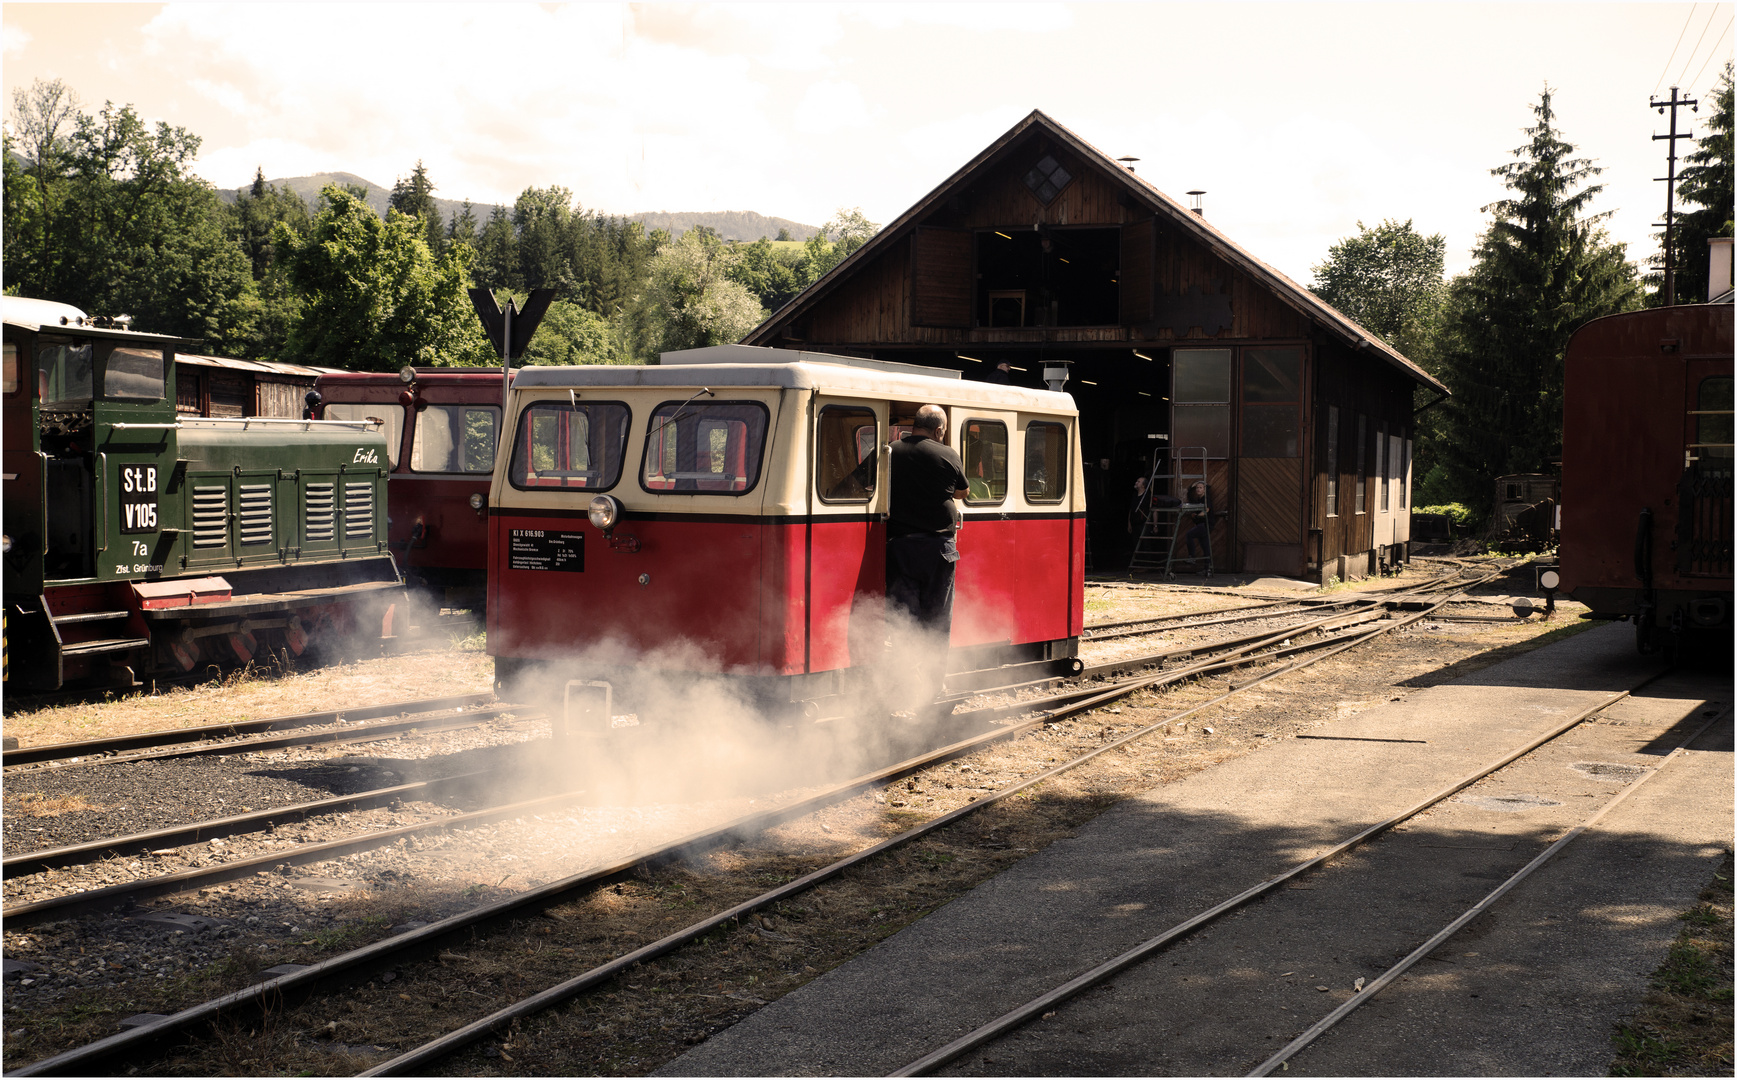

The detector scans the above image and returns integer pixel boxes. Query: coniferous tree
[389,160,445,255]
[446,199,478,250]
[1436,88,1642,516]
[223,167,311,357]
[1667,62,1734,303]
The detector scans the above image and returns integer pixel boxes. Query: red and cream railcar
[313,368,502,609]
[1559,299,1733,654]
[486,347,1085,720]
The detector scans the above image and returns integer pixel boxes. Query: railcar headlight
[469,493,485,510]
[588,495,621,532]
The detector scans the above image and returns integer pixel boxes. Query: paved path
[661,622,1732,1076]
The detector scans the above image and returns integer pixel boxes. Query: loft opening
[976,227,1120,328]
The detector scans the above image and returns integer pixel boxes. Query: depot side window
[961,419,1008,505]
[641,401,769,495]
[1024,421,1067,503]
[509,400,630,490]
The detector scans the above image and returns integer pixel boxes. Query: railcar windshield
[323,403,404,467]
[411,404,498,473]
[509,400,631,490]
[641,401,768,495]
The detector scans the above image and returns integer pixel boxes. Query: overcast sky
[4,3,1732,282]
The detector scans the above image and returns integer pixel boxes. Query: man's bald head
[914,404,947,438]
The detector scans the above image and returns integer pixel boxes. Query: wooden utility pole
[1650,86,1699,306]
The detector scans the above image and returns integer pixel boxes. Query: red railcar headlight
[588,495,621,532]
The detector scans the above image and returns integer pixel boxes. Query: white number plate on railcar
[507,528,585,572]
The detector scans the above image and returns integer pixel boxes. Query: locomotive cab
[486,348,1086,733]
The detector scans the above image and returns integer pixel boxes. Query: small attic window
[1023,156,1072,204]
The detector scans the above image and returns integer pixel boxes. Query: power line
[1685,20,1732,93]
[1656,3,1699,96]
[1676,6,1721,87]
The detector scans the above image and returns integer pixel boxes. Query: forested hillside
[3,79,867,371]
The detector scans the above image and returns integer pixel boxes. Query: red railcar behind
[486,347,1085,723]
[1559,300,1733,653]
[313,369,502,610]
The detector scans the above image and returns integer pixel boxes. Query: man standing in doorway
[886,404,968,711]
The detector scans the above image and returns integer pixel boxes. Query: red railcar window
[509,401,630,490]
[817,405,878,503]
[1696,377,1734,458]
[2,343,16,395]
[961,420,1008,505]
[1024,421,1067,503]
[412,404,498,473]
[640,401,768,495]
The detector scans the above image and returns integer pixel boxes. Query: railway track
[9,566,1501,1076]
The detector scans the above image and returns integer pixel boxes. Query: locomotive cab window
[101,346,166,402]
[817,405,879,503]
[510,400,630,490]
[1025,421,1068,503]
[641,401,768,495]
[412,404,499,473]
[323,403,405,468]
[961,419,1008,505]
[36,336,94,405]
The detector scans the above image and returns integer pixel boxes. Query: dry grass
[5,791,103,817]
[1,644,494,750]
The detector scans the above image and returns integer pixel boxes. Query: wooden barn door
[910,227,973,328]
[1237,347,1305,576]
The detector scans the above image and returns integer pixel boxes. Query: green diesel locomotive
[3,298,404,690]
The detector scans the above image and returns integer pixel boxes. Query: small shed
[743,109,1446,581]
[174,354,344,419]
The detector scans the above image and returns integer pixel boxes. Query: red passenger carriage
[486,346,1085,724]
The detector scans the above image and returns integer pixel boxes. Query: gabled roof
[744,109,1447,395]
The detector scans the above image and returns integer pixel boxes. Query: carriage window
[323,402,405,468]
[36,336,93,405]
[961,419,1008,505]
[101,345,165,401]
[1696,376,1733,458]
[817,405,878,504]
[4,343,18,394]
[1025,421,1067,503]
[640,401,768,495]
[412,404,499,473]
[510,400,630,490]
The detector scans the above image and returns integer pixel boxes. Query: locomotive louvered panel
[1676,465,1734,577]
[344,482,375,538]
[305,483,336,542]
[1237,457,1302,543]
[238,484,273,546]
[191,486,229,548]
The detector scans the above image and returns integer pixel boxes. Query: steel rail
[1246,703,1728,1077]
[2,768,499,878]
[355,576,1493,1075]
[9,583,1424,1076]
[3,692,500,767]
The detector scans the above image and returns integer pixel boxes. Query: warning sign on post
[507,529,584,572]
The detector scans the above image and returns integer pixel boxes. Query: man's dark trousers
[886,532,958,632]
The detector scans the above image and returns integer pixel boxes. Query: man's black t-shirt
[889,434,967,537]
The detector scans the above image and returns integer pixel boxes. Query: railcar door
[1678,359,1734,581]
[807,397,887,672]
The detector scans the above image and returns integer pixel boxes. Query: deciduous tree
[1309,219,1447,365]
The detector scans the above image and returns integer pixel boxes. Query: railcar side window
[412,404,499,473]
[640,401,768,495]
[101,345,166,401]
[3,343,18,394]
[323,403,405,468]
[817,405,878,503]
[1696,377,1733,459]
[510,401,630,490]
[961,420,1008,505]
[1024,421,1067,503]
[36,337,93,405]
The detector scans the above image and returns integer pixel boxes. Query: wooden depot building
[741,109,1447,581]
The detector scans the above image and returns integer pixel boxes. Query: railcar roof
[512,362,1078,411]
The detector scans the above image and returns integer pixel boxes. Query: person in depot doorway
[886,404,969,712]
[984,360,1013,385]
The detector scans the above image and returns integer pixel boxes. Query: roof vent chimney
[1186,190,1206,217]
[1117,156,1139,172]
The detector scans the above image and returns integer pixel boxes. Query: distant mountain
[213,173,817,242]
